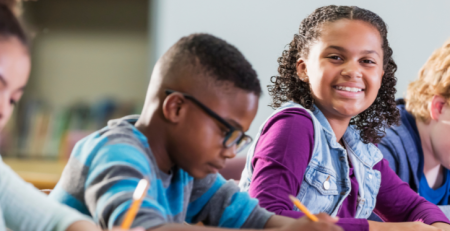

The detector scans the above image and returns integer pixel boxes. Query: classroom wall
[150,0,450,154]
[30,31,148,107]
[25,0,149,107]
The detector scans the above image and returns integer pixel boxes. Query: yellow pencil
[289,195,319,222]
[121,179,150,229]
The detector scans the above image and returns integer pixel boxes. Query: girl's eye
[362,59,376,64]
[328,56,343,61]
[10,99,17,106]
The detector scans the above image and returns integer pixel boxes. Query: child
[239,5,450,231]
[0,2,141,231]
[49,33,342,231]
[378,39,450,215]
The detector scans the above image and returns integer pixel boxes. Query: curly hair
[269,5,399,144]
[406,38,450,123]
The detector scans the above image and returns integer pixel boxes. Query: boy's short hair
[406,38,450,122]
[168,33,261,96]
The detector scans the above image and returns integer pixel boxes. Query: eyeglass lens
[225,130,252,152]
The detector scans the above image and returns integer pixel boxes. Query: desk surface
[3,158,66,190]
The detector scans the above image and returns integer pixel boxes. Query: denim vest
[239,102,383,218]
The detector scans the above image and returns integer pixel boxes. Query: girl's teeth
[336,86,362,92]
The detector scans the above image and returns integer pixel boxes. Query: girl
[240,5,450,231]
[0,1,142,231]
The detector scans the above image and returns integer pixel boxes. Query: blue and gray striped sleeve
[186,174,274,229]
[84,142,167,230]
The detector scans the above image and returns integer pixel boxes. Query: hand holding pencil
[109,227,145,231]
[289,195,319,222]
[276,195,343,231]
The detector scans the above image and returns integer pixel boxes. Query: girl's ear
[429,95,446,121]
[162,93,186,123]
[296,58,309,82]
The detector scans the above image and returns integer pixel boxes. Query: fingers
[313,221,344,231]
[315,212,339,223]
[288,216,343,231]
[109,227,146,231]
[130,228,146,231]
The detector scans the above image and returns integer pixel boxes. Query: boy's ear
[162,93,186,123]
[296,58,309,82]
[429,95,446,121]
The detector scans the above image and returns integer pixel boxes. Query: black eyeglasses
[165,89,253,153]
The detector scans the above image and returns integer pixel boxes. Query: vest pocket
[304,167,339,195]
[298,166,339,214]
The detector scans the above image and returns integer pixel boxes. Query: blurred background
[2,0,450,188]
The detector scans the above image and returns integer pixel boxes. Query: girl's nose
[341,61,362,79]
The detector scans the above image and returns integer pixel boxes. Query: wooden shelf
[3,158,66,190]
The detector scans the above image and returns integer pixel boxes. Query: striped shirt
[49,115,273,230]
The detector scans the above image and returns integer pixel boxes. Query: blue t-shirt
[397,104,450,205]
[419,168,450,205]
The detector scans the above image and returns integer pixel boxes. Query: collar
[313,105,383,168]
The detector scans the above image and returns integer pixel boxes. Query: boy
[378,39,450,216]
[49,34,341,231]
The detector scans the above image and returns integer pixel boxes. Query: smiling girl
[240,5,450,231]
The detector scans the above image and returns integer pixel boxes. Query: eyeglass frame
[165,89,253,152]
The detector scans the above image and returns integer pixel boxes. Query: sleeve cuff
[241,205,275,229]
[53,207,94,231]
[410,207,450,225]
[336,218,369,231]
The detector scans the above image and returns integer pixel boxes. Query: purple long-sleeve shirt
[248,108,449,231]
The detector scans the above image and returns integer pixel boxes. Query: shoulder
[262,107,313,135]
[254,107,315,164]
[378,121,408,157]
[257,107,314,151]
[103,115,147,149]
[268,107,312,121]
[71,115,153,174]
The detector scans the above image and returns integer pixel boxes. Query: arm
[248,108,369,231]
[248,108,313,218]
[0,160,95,231]
[368,159,450,230]
[65,222,144,231]
[368,221,450,231]
[439,206,450,219]
[150,213,342,231]
[186,173,273,229]
[84,143,167,230]
[65,221,101,231]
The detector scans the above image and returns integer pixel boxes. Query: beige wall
[30,31,148,107]
[23,0,149,108]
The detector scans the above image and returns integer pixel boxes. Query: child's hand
[432,222,450,231]
[279,213,343,231]
[368,221,446,231]
[108,227,145,231]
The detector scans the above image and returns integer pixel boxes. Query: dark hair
[269,5,399,144]
[0,1,28,47]
[172,33,261,96]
